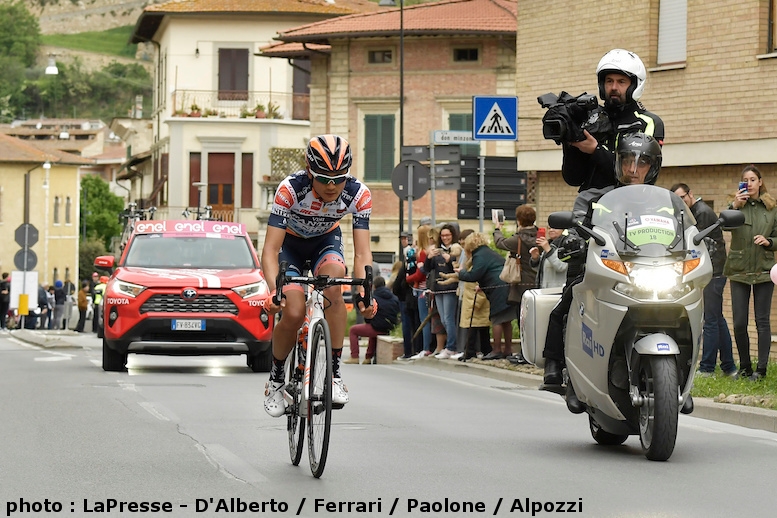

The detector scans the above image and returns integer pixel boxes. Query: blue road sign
[472,96,518,141]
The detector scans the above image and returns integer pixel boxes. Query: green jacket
[723,193,777,284]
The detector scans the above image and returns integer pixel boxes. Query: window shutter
[218,49,249,100]
[657,0,687,65]
[364,114,395,181]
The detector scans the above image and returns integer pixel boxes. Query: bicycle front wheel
[307,319,332,478]
[286,344,305,466]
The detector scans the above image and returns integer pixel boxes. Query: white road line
[139,402,170,421]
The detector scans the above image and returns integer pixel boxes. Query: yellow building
[0,133,93,286]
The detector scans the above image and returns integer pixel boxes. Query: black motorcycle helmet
[615,132,662,186]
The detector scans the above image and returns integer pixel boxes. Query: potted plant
[203,108,218,117]
[189,103,201,117]
[254,103,267,118]
[266,101,281,119]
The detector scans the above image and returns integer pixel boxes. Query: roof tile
[144,0,380,15]
[277,0,517,42]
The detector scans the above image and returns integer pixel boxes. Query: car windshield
[124,234,257,268]
[590,185,696,258]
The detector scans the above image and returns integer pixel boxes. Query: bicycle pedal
[332,403,345,410]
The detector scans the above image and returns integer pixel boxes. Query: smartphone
[491,209,505,226]
[537,228,546,239]
[739,181,748,192]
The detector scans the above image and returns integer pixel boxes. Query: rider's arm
[352,228,373,291]
[261,226,287,294]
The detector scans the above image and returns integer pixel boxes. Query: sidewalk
[9,329,777,434]
[399,354,777,434]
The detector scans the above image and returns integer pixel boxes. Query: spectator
[529,227,568,289]
[52,280,67,330]
[344,277,400,364]
[425,224,461,359]
[494,205,537,363]
[75,281,89,333]
[407,224,433,358]
[45,285,56,329]
[454,232,515,360]
[671,183,736,378]
[439,229,492,361]
[725,165,777,381]
[92,275,108,333]
[393,255,422,360]
[0,272,10,330]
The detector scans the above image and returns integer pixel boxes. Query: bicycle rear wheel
[307,319,332,478]
[286,344,305,466]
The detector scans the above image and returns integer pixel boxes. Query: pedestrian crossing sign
[472,96,518,141]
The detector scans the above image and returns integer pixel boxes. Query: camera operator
[561,49,665,192]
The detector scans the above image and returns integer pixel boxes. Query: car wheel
[102,338,127,372]
[248,350,272,373]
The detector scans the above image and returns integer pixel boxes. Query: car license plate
[171,319,205,331]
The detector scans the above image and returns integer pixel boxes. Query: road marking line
[139,402,170,421]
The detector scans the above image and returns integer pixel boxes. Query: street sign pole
[407,162,414,230]
[479,156,486,232]
[429,141,435,225]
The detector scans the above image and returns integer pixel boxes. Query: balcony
[169,90,309,120]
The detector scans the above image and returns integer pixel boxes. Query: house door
[208,153,235,221]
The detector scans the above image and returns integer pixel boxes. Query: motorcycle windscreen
[590,185,695,257]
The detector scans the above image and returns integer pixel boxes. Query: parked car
[94,220,273,372]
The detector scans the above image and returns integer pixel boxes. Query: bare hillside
[26,0,163,35]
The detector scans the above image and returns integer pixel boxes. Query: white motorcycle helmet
[596,49,647,103]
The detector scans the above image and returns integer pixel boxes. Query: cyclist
[261,134,375,417]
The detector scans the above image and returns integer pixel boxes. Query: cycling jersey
[268,171,371,238]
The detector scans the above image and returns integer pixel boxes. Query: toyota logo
[181,288,198,301]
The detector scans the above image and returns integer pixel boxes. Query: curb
[9,329,85,349]
[403,356,777,434]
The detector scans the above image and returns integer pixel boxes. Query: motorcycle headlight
[114,279,146,298]
[232,280,269,299]
[611,261,696,301]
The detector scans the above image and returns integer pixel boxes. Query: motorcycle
[520,185,744,461]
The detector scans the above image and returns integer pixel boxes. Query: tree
[0,1,41,67]
[79,237,108,282]
[80,175,125,251]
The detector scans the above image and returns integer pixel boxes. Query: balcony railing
[170,90,309,120]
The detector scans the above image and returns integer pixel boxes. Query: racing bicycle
[273,262,373,478]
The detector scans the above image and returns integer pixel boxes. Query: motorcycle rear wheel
[638,356,678,461]
[589,416,628,446]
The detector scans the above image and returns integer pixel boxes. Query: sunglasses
[311,171,349,185]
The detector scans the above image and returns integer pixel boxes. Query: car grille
[140,294,238,315]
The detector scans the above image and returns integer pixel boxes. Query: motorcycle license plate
[171,319,205,331]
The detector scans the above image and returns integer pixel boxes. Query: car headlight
[232,280,269,299]
[113,279,146,298]
[610,261,696,301]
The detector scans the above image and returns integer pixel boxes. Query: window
[449,113,480,157]
[218,48,249,100]
[453,48,478,62]
[368,50,392,64]
[53,196,60,224]
[364,114,395,182]
[657,0,687,65]
[770,0,777,52]
[65,196,72,224]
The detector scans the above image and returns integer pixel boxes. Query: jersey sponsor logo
[275,185,293,208]
[356,192,372,211]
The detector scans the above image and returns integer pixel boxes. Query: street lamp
[379,0,405,258]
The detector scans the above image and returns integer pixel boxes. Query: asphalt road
[2,330,777,518]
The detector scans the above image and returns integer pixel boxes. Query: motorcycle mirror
[692,210,745,245]
[548,211,575,229]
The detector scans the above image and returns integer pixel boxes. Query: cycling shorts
[278,228,346,290]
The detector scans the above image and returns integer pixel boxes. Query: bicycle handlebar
[273,261,373,308]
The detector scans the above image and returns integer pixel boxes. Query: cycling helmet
[615,132,662,186]
[305,134,352,175]
[596,49,647,103]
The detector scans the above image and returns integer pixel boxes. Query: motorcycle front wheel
[638,356,679,461]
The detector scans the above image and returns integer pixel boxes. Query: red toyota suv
[94,220,273,372]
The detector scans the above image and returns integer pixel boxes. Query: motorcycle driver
[562,49,665,193]
[542,133,662,411]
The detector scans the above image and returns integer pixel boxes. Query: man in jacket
[671,183,736,377]
[560,49,664,193]
[0,272,9,330]
[345,277,400,364]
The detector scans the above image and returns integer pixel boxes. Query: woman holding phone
[725,165,777,381]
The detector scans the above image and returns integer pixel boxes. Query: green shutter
[364,114,395,181]
[449,113,480,157]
